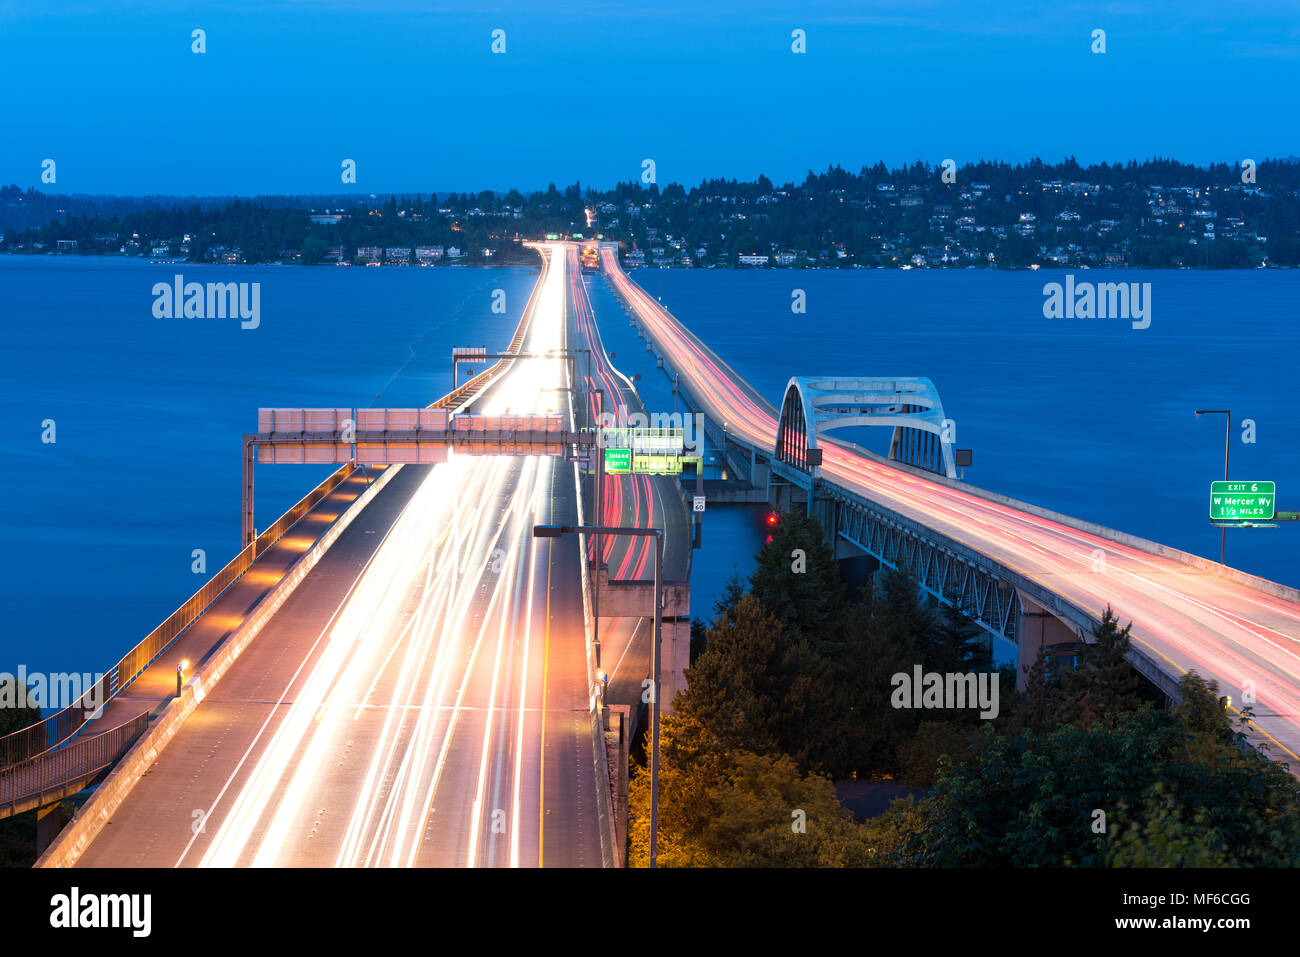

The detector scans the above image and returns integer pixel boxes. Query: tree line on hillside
[4,155,1299,268]
[627,510,1300,867]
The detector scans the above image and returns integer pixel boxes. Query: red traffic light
[766,512,779,527]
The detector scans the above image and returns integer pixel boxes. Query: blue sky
[2,0,1297,195]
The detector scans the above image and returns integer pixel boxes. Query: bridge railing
[0,712,149,817]
[0,461,358,769]
[253,461,356,558]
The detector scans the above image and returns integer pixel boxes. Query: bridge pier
[593,566,691,714]
[35,799,73,855]
[1015,591,1080,691]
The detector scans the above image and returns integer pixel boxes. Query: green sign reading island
[1209,481,1275,521]
[604,447,632,474]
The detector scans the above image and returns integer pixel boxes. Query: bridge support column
[36,800,72,855]
[1015,591,1079,692]
[593,567,690,715]
[660,617,691,715]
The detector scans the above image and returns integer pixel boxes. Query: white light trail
[197,244,573,867]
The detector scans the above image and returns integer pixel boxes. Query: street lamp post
[534,522,664,868]
[1195,408,1231,564]
[591,388,606,666]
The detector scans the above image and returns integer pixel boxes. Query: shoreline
[0,251,1289,272]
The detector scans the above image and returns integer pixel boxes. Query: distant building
[415,245,444,263]
[737,253,769,266]
[356,246,382,263]
[55,239,77,251]
[385,247,412,263]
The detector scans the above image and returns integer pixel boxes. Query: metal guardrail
[0,462,358,769]
[0,713,149,817]
[253,462,355,558]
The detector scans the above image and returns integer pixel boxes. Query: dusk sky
[3,0,1298,196]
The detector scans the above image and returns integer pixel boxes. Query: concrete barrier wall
[569,437,618,868]
[36,465,400,869]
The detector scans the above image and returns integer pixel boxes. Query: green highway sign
[599,427,684,454]
[1209,481,1275,521]
[633,454,682,475]
[604,447,631,474]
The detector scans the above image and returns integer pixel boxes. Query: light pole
[592,388,605,666]
[534,522,664,868]
[1195,408,1231,564]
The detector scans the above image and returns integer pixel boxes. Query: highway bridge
[9,243,682,867]
[598,243,1300,766]
[8,236,1299,868]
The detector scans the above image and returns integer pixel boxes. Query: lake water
[589,267,1300,610]
[0,257,538,676]
[2,258,1296,678]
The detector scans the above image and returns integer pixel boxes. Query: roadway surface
[564,244,692,723]
[74,244,602,867]
[600,245,1300,764]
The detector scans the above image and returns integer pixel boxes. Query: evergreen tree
[0,675,41,736]
[747,510,845,655]
[671,593,845,773]
[1063,606,1142,727]
[1015,644,1053,734]
[871,568,936,665]
[711,571,745,628]
[932,601,990,674]
[841,596,922,776]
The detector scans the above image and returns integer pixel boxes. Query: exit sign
[1209,481,1275,521]
[604,448,631,474]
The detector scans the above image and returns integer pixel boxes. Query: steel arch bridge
[774,376,958,478]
